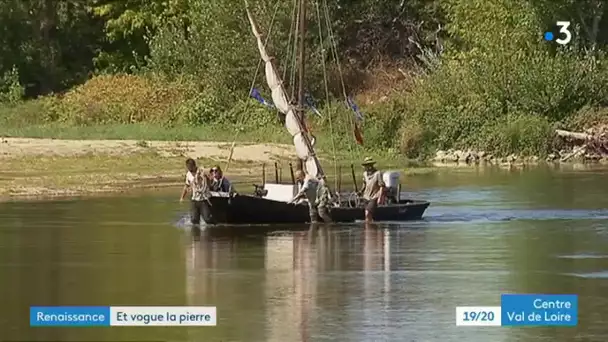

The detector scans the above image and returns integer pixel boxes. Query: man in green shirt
[289,170,320,223]
[314,175,333,223]
[289,170,333,223]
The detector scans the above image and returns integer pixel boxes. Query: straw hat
[361,157,376,166]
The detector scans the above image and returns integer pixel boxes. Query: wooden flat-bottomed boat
[201,184,430,225]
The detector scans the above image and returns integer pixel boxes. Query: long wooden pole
[289,162,296,184]
[296,0,307,172]
[274,162,279,183]
[350,163,358,191]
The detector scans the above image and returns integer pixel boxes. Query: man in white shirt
[179,158,211,225]
[289,170,320,223]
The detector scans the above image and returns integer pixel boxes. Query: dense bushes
[2,0,608,160]
[54,74,196,125]
[1,74,194,126]
[396,50,608,157]
[393,0,608,158]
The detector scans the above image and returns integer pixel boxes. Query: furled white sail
[245,2,323,177]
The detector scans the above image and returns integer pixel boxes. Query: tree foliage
[0,0,104,95]
[89,0,190,71]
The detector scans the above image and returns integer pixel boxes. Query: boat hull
[202,193,430,225]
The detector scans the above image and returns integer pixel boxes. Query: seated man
[209,165,233,192]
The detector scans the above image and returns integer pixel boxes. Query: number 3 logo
[556,21,572,45]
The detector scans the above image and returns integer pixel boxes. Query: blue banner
[304,93,322,117]
[31,306,110,326]
[347,97,363,122]
[30,306,217,327]
[250,88,275,109]
[501,294,578,326]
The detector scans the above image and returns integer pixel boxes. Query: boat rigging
[199,0,431,225]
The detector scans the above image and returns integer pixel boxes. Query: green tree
[0,0,104,96]
[90,0,190,72]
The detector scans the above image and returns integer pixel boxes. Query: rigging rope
[283,0,297,86]
[225,1,282,173]
[289,0,300,101]
[321,0,347,101]
[314,0,338,188]
[321,0,361,164]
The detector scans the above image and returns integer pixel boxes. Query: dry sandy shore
[0,137,296,200]
[0,137,294,161]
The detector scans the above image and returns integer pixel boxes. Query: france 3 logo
[543,21,572,45]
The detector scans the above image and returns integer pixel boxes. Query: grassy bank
[2,61,607,164]
[0,122,290,144]
[0,73,402,161]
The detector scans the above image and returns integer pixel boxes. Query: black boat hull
[202,193,430,225]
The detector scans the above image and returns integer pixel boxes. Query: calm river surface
[1,165,608,342]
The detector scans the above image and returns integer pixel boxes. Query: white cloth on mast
[265,62,290,114]
[245,3,322,177]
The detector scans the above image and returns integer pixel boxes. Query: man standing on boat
[289,170,325,223]
[315,175,333,223]
[358,157,386,223]
[180,158,212,226]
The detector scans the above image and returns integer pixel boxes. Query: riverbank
[0,137,295,200]
[3,123,605,200]
[0,137,435,201]
[431,124,608,166]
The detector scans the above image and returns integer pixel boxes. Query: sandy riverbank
[0,137,295,161]
[0,138,296,200]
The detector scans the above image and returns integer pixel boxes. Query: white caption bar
[110,306,216,326]
[456,306,501,326]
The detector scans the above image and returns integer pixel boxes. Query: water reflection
[185,223,514,342]
[180,210,608,342]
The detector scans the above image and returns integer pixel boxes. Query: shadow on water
[420,208,608,224]
[0,166,607,341]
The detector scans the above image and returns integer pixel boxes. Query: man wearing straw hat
[358,157,386,222]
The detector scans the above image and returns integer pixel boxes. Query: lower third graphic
[456,294,578,327]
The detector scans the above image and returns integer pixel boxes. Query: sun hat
[361,157,376,166]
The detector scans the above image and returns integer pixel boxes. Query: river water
[1,165,607,342]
